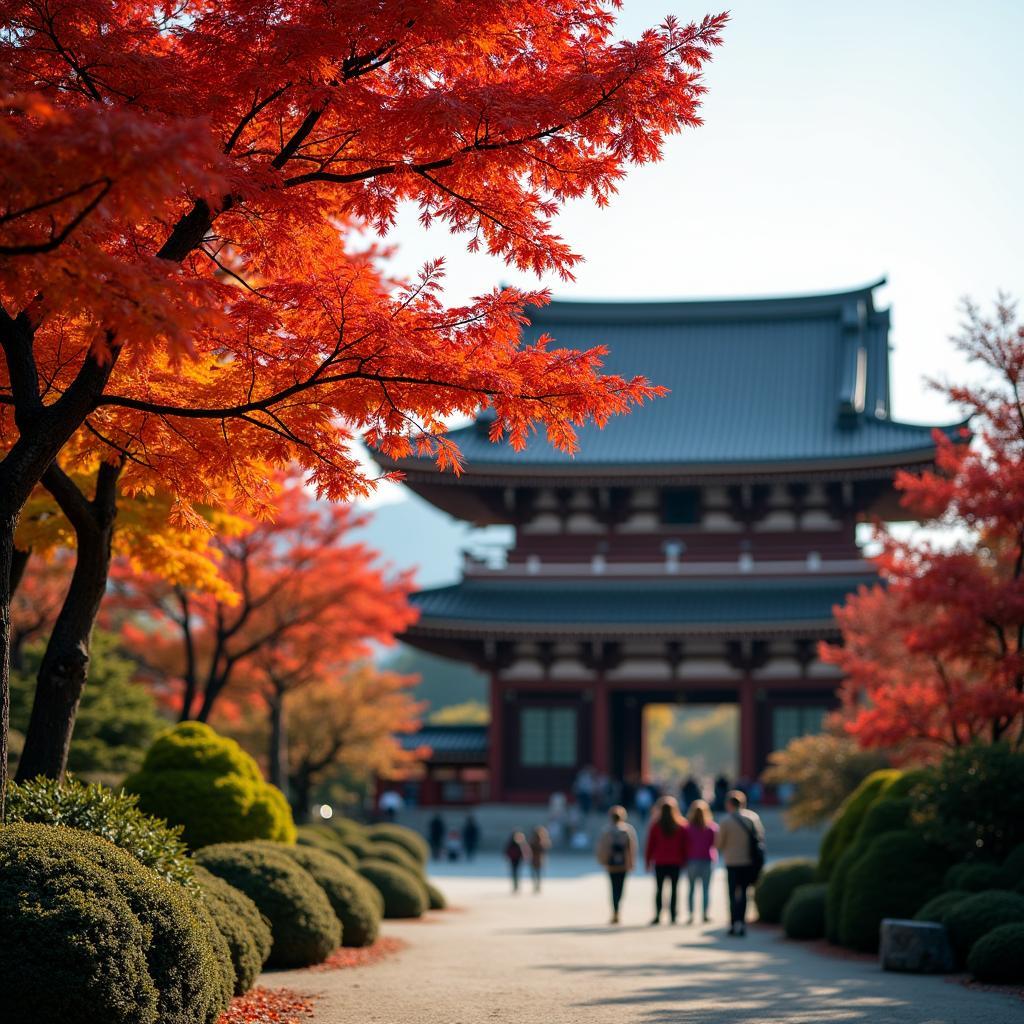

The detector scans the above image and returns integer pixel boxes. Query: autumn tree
[824,298,1024,757]
[120,480,414,762]
[0,1,728,803]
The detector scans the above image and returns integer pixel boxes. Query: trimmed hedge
[913,890,971,924]
[818,769,902,880]
[427,881,448,911]
[838,830,946,952]
[7,775,194,889]
[193,865,272,994]
[1001,844,1024,883]
[125,722,295,849]
[754,859,817,924]
[366,822,430,866]
[1,823,229,1024]
[967,922,1024,984]
[195,842,339,967]
[782,883,827,940]
[296,825,360,869]
[0,823,157,1024]
[943,863,1006,893]
[367,840,424,877]
[943,890,1024,965]
[359,858,428,919]
[270,844,382,948]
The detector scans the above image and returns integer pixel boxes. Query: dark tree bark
[15,461,121,781]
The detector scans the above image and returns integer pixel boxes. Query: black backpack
[607,828,629,869]
[738,813,765,878]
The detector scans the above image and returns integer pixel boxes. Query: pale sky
[364,0,1023,511]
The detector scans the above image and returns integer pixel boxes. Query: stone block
[879,918,955,974]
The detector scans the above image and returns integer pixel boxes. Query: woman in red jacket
[645,796,689,925]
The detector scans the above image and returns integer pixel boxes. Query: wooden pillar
[488,673,504,802]
[739,676,757,781]
[592,677,609,774]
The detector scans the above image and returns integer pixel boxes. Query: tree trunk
[16,465,119,782]
[268,685,289,799]
[289,767,312,823]
[0,515,15,820]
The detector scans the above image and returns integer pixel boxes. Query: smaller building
[391,725,489,806]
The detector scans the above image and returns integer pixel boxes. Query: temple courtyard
[273,857,1021,1024]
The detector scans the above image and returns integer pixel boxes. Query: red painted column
[488,673,504,802]
[739,676,757,781]
[592,677,609,774]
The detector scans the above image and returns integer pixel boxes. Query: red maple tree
[0,1,728,799]
[824,298,1024,757]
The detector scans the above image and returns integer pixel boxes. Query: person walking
[462,813,481,861]
[684,799,718,924]
[644,796,688,925]
[505,831,531,893]
[528,825,552,892]
[427,812,446,861]
[714,790,765,936]
[596,805,638,924]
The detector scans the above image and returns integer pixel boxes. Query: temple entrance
[644,703,739,789]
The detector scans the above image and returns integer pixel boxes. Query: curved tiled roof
[407,576,871,637]
[376,280,961,475]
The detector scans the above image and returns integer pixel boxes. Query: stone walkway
[273,858,1020,1024]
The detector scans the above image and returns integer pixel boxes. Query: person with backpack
[714,789,765,936]
[596,805,638,924]
[505,831,531,893]
[644,796,689,925]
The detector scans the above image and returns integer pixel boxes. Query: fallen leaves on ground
[309,937,408,971]
[218,986,316,1023]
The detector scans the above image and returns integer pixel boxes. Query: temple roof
[406,576,870,639]
[399,725,488,761]
[376,280,961,481]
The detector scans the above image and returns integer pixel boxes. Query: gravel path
[272,860,1020,1024]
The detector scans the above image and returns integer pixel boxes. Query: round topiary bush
[967,922,1024,984]
[0,823,157,1024]
[7,775,194,889]
[367,840,424,877]
[782,883,827,940]
[427,881,448,911]
[366,822,430,866]
[124,722,295,849]
[914,890,971,924]
[944,863,1006,893]
[359,859,428,919]
[271,844,382,947]
[193,865,272,994]
[753,858,817,924]
[337,832,376,861]
[838,830,947,952]
[1001,844,1024,884]
[195,842,339,967]
[818,769,903,880]
[943,890,1024,965]
[296,825,360,868]
[1,823,230,1024]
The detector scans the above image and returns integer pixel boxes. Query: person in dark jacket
[505,831,531,893]
[528,826,552,892]
[644,796,689,925]
[596,806,638,924]
[462,814,481,861]
[428,813,446,861]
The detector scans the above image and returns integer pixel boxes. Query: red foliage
[824,298,1024,756]
[218,987,316,1024]
[308,936,407,971]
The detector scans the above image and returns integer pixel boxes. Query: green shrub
[359,859,428,918]
[195,842,339,967]
[944,863,1006,893]
[366,822,430,865]
[943,890,1024,964]
[193,866,272,994]
[753,859,817,924]
[337,831,376,860]
[823,797,912,944]
[125,722,295,849]
[838,830,946,952]
[367,840,424,876]
[915,744,1024,863]
[427,881,448,911]
[271,844,382,947]
[2,823,229,1024]
[782,883,827,940]
[967,922,1024,984]
[1001,844,1024,883]
[296,825,360,868]
[6,775,194,889]
[0,823,157,1024]
[818,769,902,880]
[914,890,971,924]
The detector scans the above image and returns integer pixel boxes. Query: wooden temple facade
[377,281,958,804]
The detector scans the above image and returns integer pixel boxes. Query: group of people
[504,826,553,892]
[596,789,765,934]
[428,812,481,862]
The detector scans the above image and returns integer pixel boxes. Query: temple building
[376,281,959,804]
